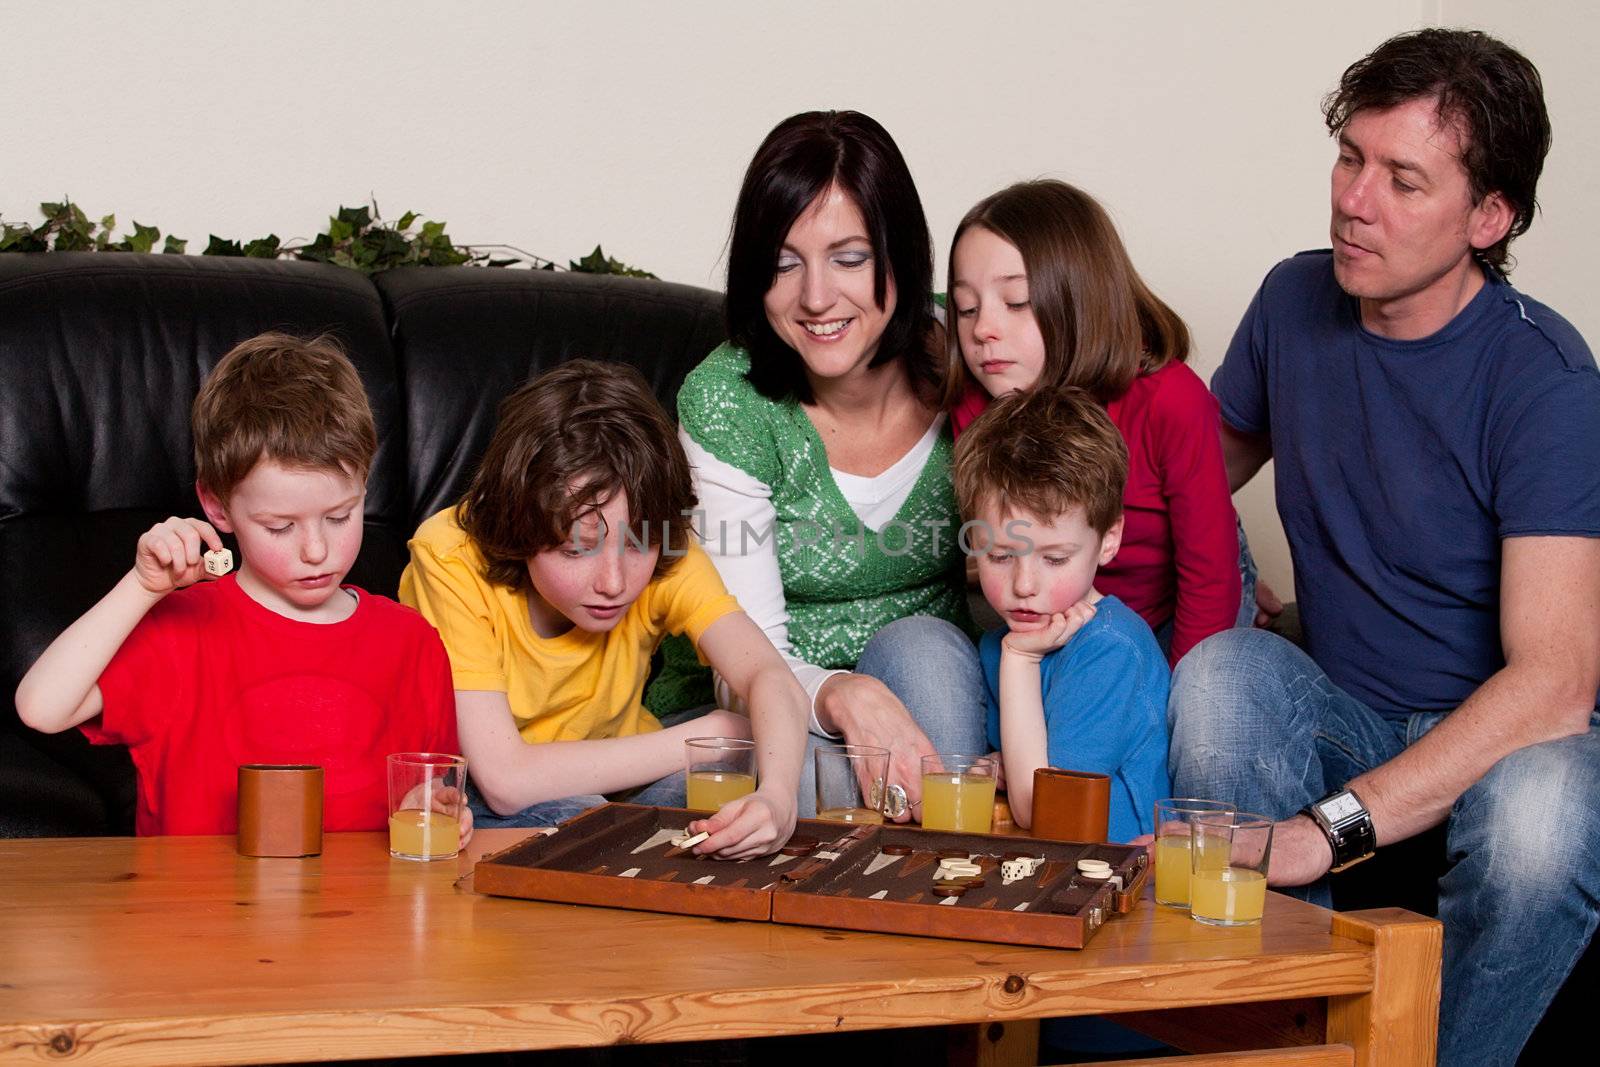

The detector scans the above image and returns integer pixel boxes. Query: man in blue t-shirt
[1169,29,1600,1067]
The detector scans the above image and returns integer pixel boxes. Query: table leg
[1325,908,1442,1067]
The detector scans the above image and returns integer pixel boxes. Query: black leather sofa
[0,252,723,838]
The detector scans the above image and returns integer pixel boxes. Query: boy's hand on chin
[688,788,796,860]
[1001,598,1097,661]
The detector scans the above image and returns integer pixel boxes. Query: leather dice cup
[237,765,324,857]
[1029,768,1111,843]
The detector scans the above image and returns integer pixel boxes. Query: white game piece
[203,547,233,576]
[1077,858,1112,873]
[619,867,642,878]
[672,830,709,850]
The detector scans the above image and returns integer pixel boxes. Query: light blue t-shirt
[981,595,1172,843]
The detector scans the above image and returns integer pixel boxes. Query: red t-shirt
[86,575,458,835]
[953,362,1240,663]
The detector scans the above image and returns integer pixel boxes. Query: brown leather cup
[237,764,324,857]
[1029,767,1111,842]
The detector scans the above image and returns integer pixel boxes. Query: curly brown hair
[456,360,697,590]
[192,332,376,502]
[953,385,1127,535]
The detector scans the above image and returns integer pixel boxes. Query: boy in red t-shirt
[15,333,466,838]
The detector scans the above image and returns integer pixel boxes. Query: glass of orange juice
[684,737,757,812]
[1153,798,1234,908]
[919,754,997,833]
[386,753,467,861]
[1189,811,1274,926]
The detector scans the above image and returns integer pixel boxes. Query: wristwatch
[1299,788,1377,873]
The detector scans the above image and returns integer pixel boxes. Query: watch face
[1321,792,1363,822]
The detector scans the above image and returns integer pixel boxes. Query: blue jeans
[466,769,687,829]
[797,615,988,818]
[1168,627,1600,1067]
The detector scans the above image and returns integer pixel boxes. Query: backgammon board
[473,803,1149,949]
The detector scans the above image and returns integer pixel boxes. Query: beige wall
[4,0,1594,596]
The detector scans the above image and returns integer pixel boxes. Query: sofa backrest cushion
[375,267,725,528]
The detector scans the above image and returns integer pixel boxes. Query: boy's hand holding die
[1000,597,1098,662]
[133,517,228,596]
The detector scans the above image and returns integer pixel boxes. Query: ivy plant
[0,199,654,278]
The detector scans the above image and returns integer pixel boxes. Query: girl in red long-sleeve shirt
[946,180,1243,665]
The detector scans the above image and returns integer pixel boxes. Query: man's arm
[1272,535,1600,884]
[1221,422,1273,494]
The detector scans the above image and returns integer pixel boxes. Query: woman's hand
[687,787,797,860]
[816,673,937,823]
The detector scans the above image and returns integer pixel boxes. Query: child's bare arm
[996,600,1097,827]
[15,517,223,733]
[456,690,751,815]
[687,611,809,858]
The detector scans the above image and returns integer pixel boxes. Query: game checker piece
[475,803,1149,950]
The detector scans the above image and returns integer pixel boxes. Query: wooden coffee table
[0,829,1439,1066]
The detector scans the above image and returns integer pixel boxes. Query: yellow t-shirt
[399,508,740,744]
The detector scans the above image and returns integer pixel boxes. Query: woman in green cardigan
[672,110,987,820]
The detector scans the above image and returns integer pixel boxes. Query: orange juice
[816,807,884,824]
[920,772,996,833]
[686,770,756,812]
[1154,835,1193,906]
[388,808,459,860]
[1189,867,1268,925]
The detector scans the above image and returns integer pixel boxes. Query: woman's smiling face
[763,183,896,385]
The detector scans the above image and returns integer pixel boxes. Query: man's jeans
[1168,627,1600,1067]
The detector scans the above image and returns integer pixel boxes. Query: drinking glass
[684,737,756,812]
[919,753,997,833]
[1153,798,1234,908]
[815,744,890,823]
[386,753,467,861]
[1189,811,1274,926]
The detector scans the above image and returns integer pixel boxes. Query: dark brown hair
[944,180,1189,408]
[953,385,1127,535]
[192,332,376,501]
[456,360,696,589]
[1323,28,1551,273]
[726,109,940,405]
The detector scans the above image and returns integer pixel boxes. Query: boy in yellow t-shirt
[401,360,808,858]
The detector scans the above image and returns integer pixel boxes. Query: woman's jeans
[797,615,988,818]
[1168,627,1600,1067]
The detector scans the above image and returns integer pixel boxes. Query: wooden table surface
[0,829,1439,1066]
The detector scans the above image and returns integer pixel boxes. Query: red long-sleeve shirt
[953,362,1241,664]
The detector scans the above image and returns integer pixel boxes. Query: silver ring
[884,783,909,819]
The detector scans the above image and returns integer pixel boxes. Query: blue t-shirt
[980,596,1172,843]
[1213,251,1600,718]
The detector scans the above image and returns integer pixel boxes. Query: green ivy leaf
[163,235,188,254]
[125,222,160,254]
[397,211,418,230]
[204,235,245,257]
[242,235,281,258]
[335,205,372,231]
